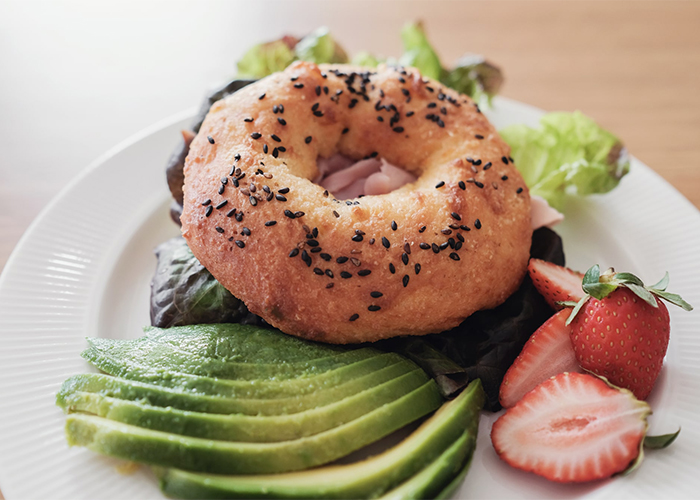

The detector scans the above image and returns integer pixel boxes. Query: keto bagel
[181,61,532,344]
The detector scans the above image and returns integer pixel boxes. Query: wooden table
[0,1,698,497]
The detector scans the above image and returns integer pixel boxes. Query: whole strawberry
[566,265,692,400]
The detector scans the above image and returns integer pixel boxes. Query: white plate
[1,98,699,500]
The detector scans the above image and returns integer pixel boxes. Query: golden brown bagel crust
[181,62,532,344]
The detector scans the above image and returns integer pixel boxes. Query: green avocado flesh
[58,354,414,416]
[155,379,485,499]
[58,368,430,442]
[65,380,443,474]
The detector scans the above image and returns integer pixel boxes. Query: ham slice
[315,155,563,230]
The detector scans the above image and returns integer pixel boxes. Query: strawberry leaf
[583,282,617,300]
[582,264,600,286]
[649,272,670,292]
[650,290,694,311]
[625,283,659,308]
[644,428,681,449]
[566,295,590,325]
[613,272,644,287]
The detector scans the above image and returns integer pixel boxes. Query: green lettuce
[398,21,442,80]
[294,27,348,64]
[237,39,297,79]
[500,111,630,210]
[441,54,503,105]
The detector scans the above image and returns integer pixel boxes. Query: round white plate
[0,98,698,500]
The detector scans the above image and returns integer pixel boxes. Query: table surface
[0,1,699,498]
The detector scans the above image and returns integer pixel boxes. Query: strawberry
[491,372,652,483]
[566,266,693,400]
[499,309,580,408]
[528,259,585,310]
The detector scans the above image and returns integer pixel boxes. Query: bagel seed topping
[382,237,390,249]
[250,132,261,139]
[370,291,383,298]
[207,136,215,144]
[265,221,277,226]
[474,219,482,229]
[349,314,359,322]
[244,117,254,122]
[403,275,409,287]
[358,270,371,276]
[368,305,381,312]
[205,205,213,217]
[289,248,299,258]
[389,263,396,274]
[415,263,421,275]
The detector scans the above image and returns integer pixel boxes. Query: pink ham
[319,158,382,193]
[530,194,564,229]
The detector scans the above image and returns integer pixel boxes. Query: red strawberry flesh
[492,372,650,483]
[528,258,585,310]
[499,309,581,408]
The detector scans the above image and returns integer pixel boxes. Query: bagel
[181,61,532,344]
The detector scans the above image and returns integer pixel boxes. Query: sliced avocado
[155,379,484,499]
[59,368,430,442]
[378,431,474,500]
[59,355,416,415]
[84,337,377,381]
[65,380,444,474]
[142,324,348,363]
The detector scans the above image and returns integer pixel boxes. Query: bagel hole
[314,153,416,200]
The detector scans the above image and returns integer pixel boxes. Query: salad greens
[150,238,264,328]
[236,21,502,103]
[500,111,630,210]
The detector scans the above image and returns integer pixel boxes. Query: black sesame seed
[226,208,236,218]
[381,237,390,249]
[448,237,456,248]
[215,226,224,234]
[325,269,334,278]
[263,144,268,154]
[217,185,225,195]
[241,227,251,236]
[336,256,348,264]
[248,196,257,206]
[202,199,211,206]
[439,242,449,251]
[369,238,375,245]
[315,85,321,96]
[326,282,334,289]
[235,212,244,222]
[305,136,312,144]
[474,219,482,229]
[473,159,482,166]
[393,126,404,133]
[449,252,460,261]
[368,305,381,312]
[276,118,285,127]
[244,117,254,123]
[406,111,415,117]
[455,241,463,251]
[441,229,452,235]
[440,106,447,115]
[389,263,396,274]
[391,220,397,231]
[258,93,266,100]
[306,239,319,247]
[517,187,524,194]
[235,240,245,248]
[301,250,311,266]
[262,221,276,228]
[502,175,509,181]
[323,86,329,94]
[251,132,261,139]
[349,313,359,321]
[402,275,410,287]
[214,201,228,211]
[313,267,324,276]
[205,205,213,217]
[377,116,384,122]
[502,156,509,165]
[310,247,321,253]
[401,253,409,265]
[340,271,352,279]
[437,119,445,128]
[284,209,295,219]
[450,212,462,221]
[275,194,287,202]
[358,269,371,276]
[320,253,331,261]
[415,263,421,275]
[419,225,426,233]
[294,83,304,89]
[313,110,324,117]
[207,136,215,144]
[435,181,445,189]
[370,291,383,298]
[456,233,464,242]
[342,127,349,134]
[432,243,440,254]
[474,181,484,189]
[349,99,358,108]
[294,211,305,218]
[352,234,363,242]
[427,103,437,109]
[277,147,286,152]
[312,103,320,111]
[403,243,411,254]
[460,224,470,231]
[333,210,340,218]
[419,242,430,250]
[483,162,492,170]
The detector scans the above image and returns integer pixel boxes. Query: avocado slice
[155,380,484,499]
[142,324,348,363]
[83,337,377,381]
[378,431,474,500]
[59,368,430,442]
[59,355,416,415]
[65,380,444,474]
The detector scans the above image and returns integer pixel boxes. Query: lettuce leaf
[150,238,264,328]
[500,111,630,210]
[351,51,383,67]
[441,54,503,104]
[294,27,348,64]
[237,39,297,79]
[398,21,442,80]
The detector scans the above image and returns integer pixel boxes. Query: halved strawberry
[528,259,585,310]
[491,372,651,483]
[499,309,580,408]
